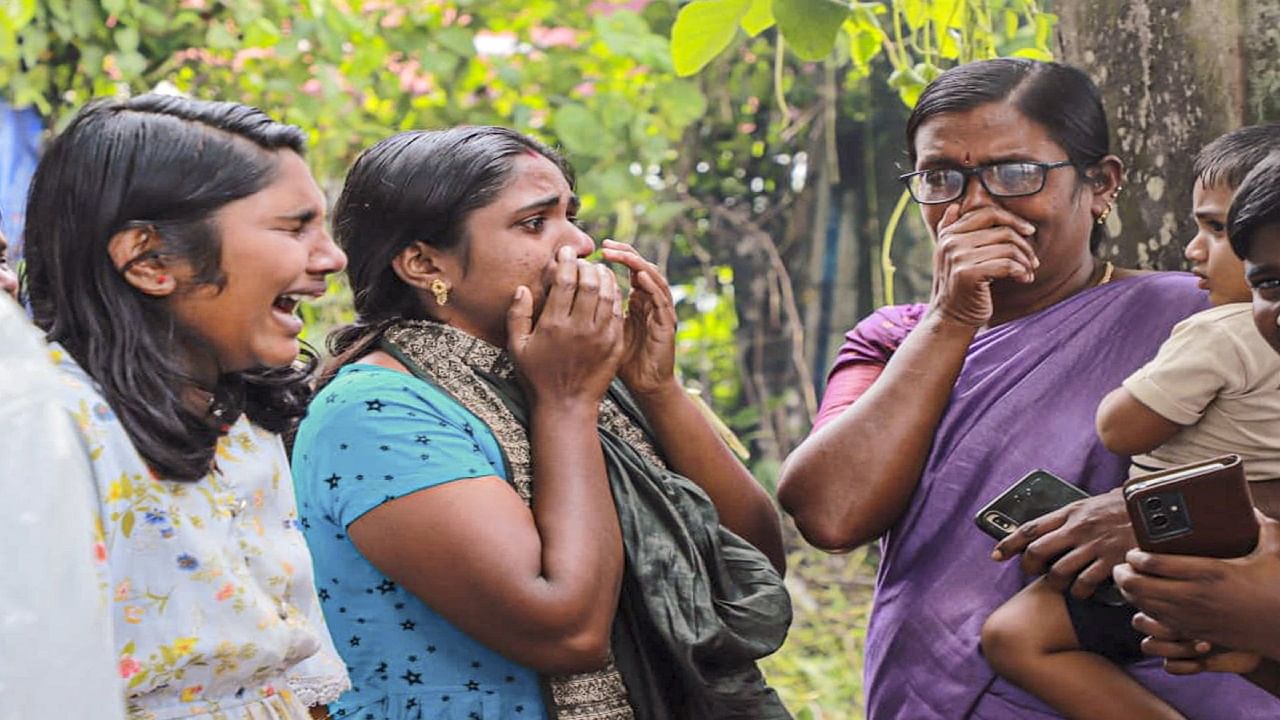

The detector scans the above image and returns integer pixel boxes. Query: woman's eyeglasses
[898,160,1074,205]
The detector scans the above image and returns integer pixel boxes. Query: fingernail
[991,550,1003,561]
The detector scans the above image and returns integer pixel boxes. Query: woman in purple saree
[779,59,1280,719]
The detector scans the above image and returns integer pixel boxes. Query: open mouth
[273,294,301,314]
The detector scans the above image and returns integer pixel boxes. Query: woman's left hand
[601,239,678,397]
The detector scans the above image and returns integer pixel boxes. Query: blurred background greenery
[0,2,1097,716]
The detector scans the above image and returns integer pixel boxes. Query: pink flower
[118,656,141,679]
[215,582,235,601]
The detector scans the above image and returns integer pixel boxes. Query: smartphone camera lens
[1150,514,1169,529]
[1144,497,1163,512]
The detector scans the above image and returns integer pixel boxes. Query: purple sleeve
[828,303,927,375]
[813,304,927,429]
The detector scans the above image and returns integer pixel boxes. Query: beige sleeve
[1122,313,1241,426]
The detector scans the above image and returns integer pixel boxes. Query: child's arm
[1096,385,1183,456]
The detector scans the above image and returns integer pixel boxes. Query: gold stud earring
[430,278,450,306]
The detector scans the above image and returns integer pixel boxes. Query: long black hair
[24,94,316,481]
[905,58,1113,251]
[326,126,572,374]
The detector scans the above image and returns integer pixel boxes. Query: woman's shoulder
[834,303,928,366]
[301,364,476,438]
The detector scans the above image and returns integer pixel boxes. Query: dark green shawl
[382,320,792,720]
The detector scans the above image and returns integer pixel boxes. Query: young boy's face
[1185,180,1252,305]
[1244,223,1280,354]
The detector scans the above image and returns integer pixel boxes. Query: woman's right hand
[930,204,1040,327]
[507,245,625,403]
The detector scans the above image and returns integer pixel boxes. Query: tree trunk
[1056,0,1280,269]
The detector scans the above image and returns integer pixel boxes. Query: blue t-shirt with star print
[292,364,547,720]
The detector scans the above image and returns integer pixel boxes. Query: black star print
[382,495,395,503]
[325,395,337,404]
[325,474,341,489]
[383,474,394,481]
[408,654,418,662]
[338,606,347,613]
[365,399,385,412]
[355,474,364,481]
[406,698,417,709]
[379,445,390,451]
[463,423,475,436]
[394,602,406,610]
[317,589,330,601]
[419,453,430,461]
[339,443,348,450]
[299,517,311,530]
[377,579,397,594]
[516,705,524,713]
[415,435,431,445]
[471,661,481,669]
[505,675,515,683]
[469,713,481,720]
[348,635,360,647]
[401,620,416,631]
[426,645,436,653]
[440,694,450,702]
[465,680,480,691]
[401,670,422,685]
[375,661,387,673]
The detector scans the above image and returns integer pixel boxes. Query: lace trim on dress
[288,674,352,708]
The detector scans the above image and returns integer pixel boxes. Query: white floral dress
[52,346,350,720]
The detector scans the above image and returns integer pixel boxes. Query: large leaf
[774,0,852,62]
[740,0,775,37]
[552,103,612,158]
[670,0,750,77]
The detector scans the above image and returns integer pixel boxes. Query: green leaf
[847,24,881,70]
[114,26,138,54]
[655,79,707,130]
[434,26,475,57]
[740,0,775,37]
[121,509,135,538]
[1012,46,1052,61]
[206,21,238,50]
[775,0,852,62]
[1035,12,1058,48]
[101,0,125,16]
[552,103,611,158]
[670,0,750,77]
[901,0,926,30]
[1003,9,1019,40]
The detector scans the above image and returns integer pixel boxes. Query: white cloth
[50,341,349,719]
[0,296,125,720]
[1124,302,1280,481]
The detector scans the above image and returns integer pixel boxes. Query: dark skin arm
[347,251,628,674]
[777,204,1040,551]
[601,240,785,572]
[1130,612,1280,697]
[1095,386,1182,456]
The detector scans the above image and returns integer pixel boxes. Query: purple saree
[835,273,1279,719]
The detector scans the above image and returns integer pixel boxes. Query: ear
[107,226,176,297]
[1087,155,1126,216]
[391,241,453,292]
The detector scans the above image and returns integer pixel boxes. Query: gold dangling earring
[430,278,450,306]
[1095,203,1112,225]
[1096,184,1123,225]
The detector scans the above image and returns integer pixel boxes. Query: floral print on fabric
[51,346,349,719]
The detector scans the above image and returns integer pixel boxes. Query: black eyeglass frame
[897,160,1076,205]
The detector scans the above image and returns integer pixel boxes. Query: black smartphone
[975,469,1089,541]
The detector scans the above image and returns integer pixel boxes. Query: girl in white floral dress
[21,95,350,720]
